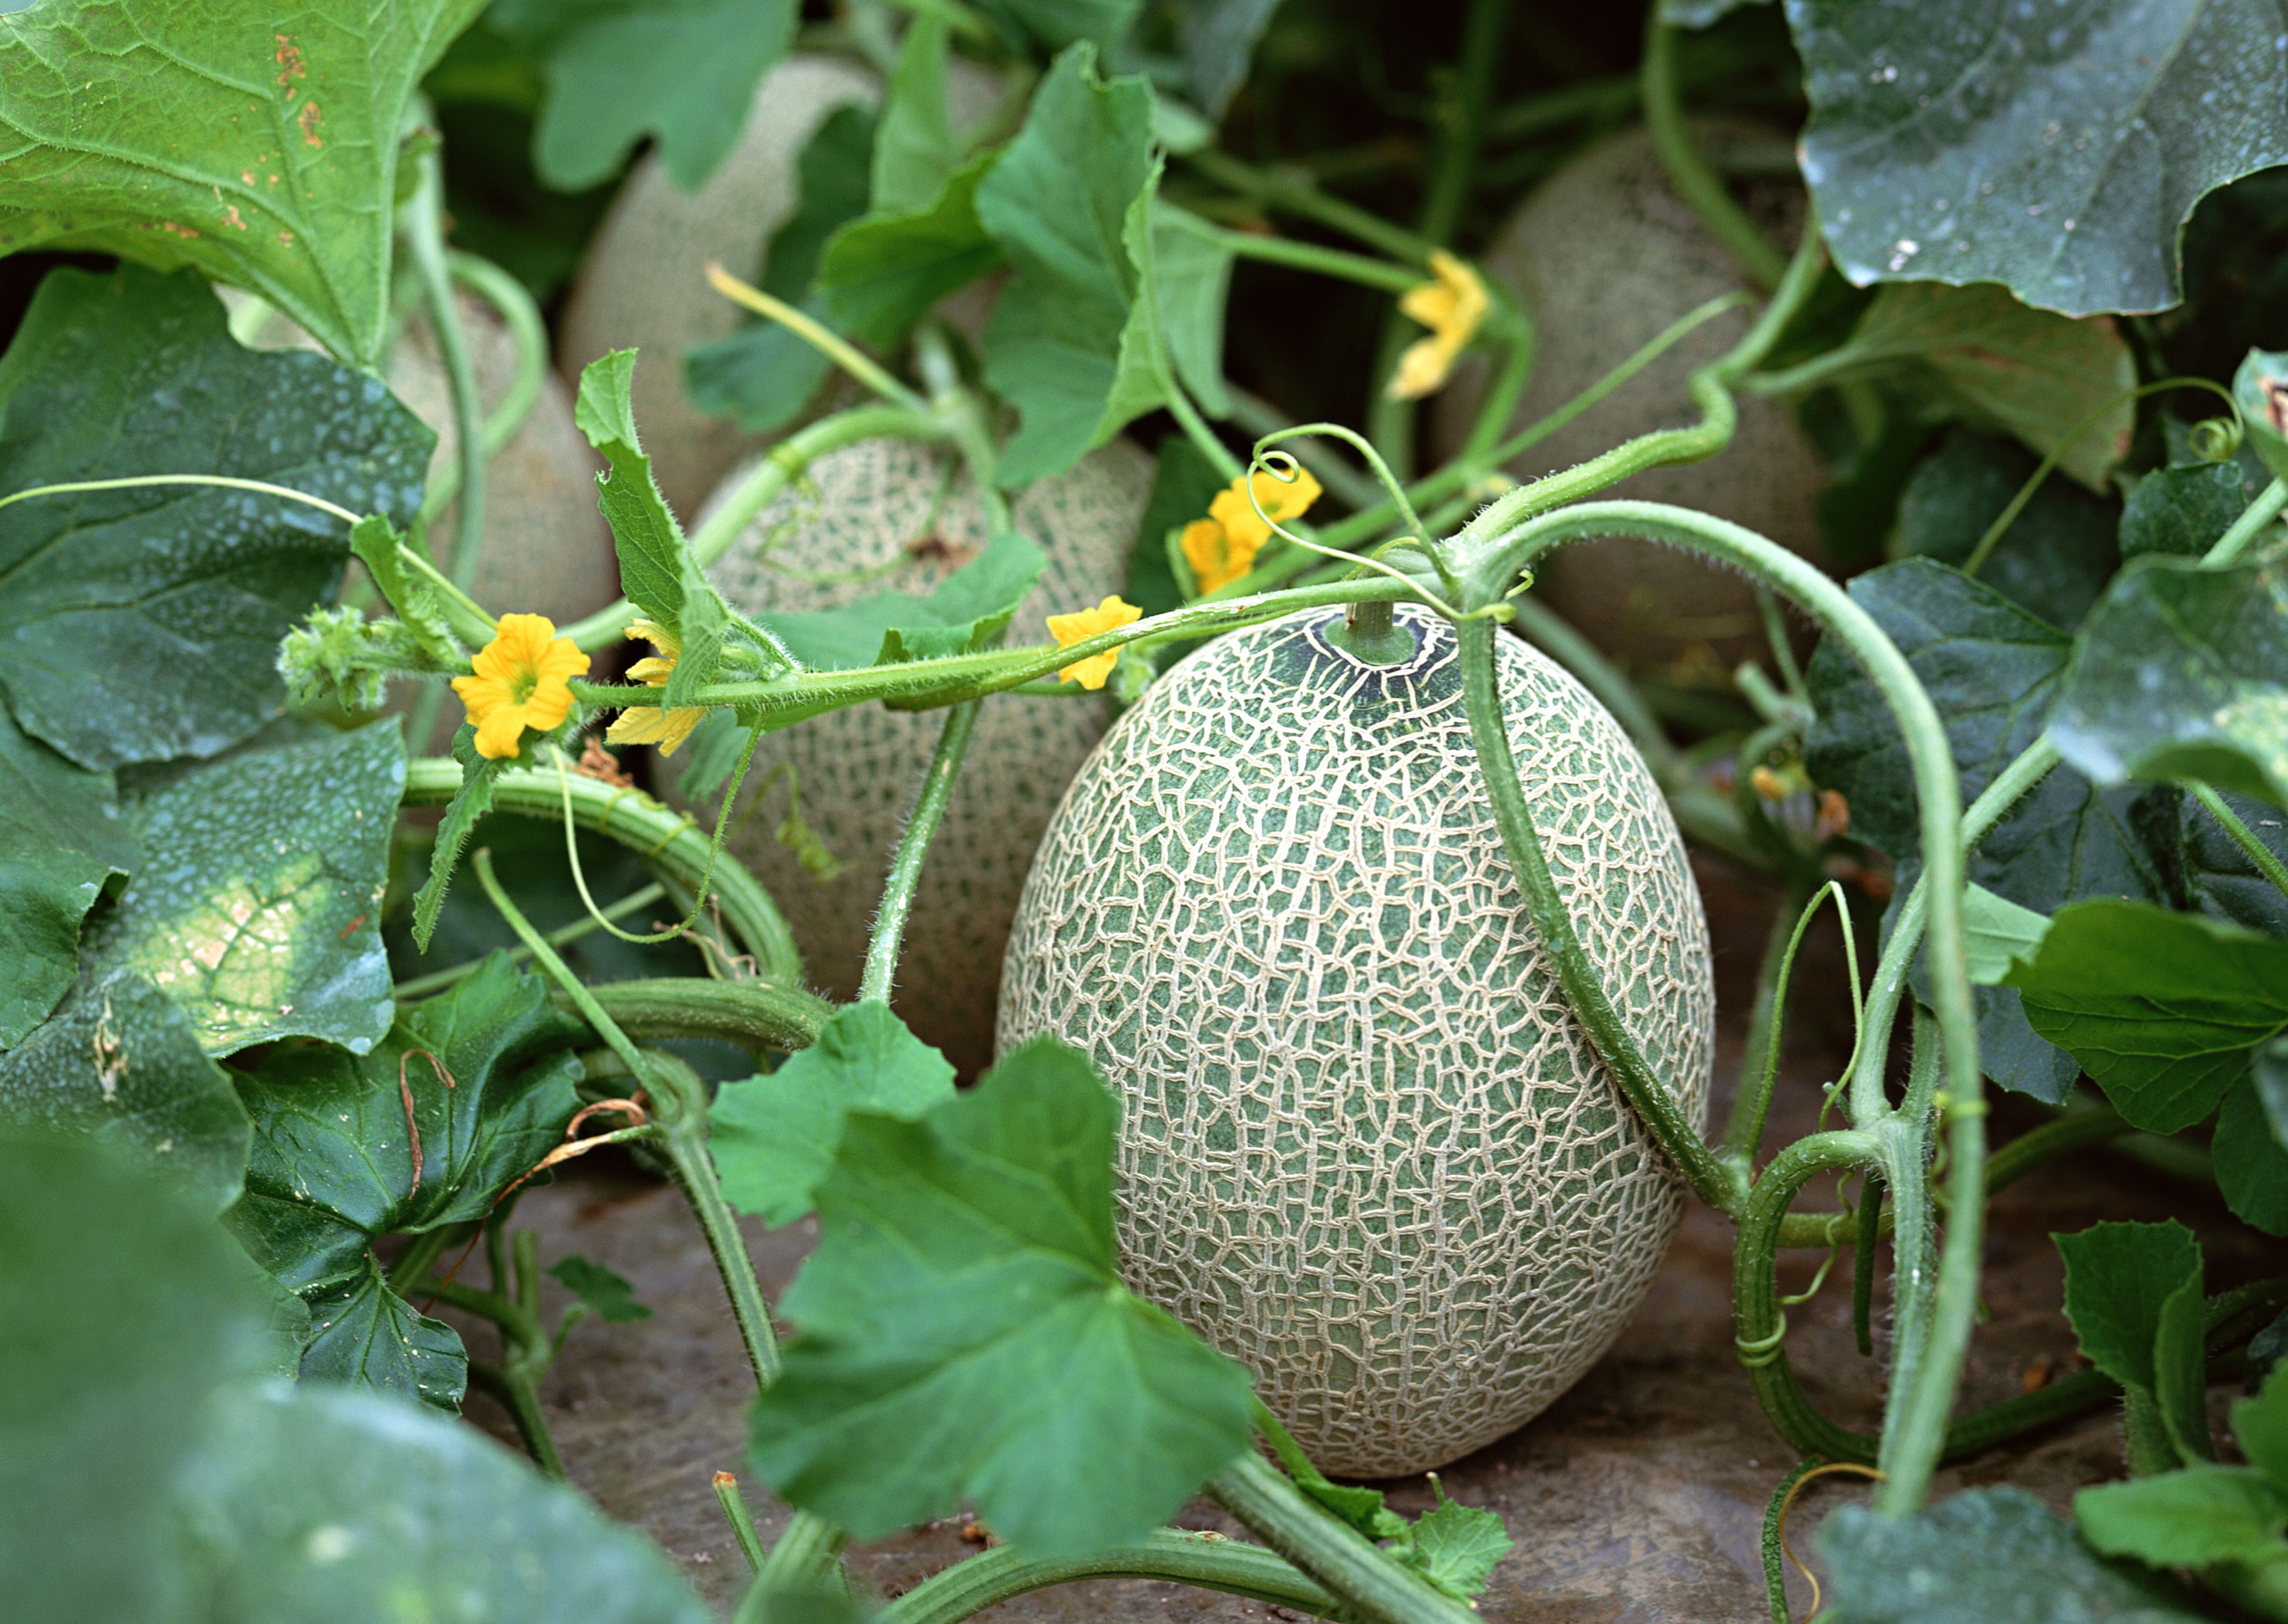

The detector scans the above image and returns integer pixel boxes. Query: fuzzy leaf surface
[2058,1218,2203,1396]
[1788,0,2288,317]
[0,0,486,367]
[820,152,1005,347]
[226,954,584,1293]
[748,1039,1256,1557]
[0,266,430,771]
[2120,461,2248,561]
[2009,900,2288,1132]
[2075,1467,2288,1569]
[0,707,134,1045]
[711,1000,957,1226]
[489,0,797,192]
[0,969,247,1215]
[2050,554,2288,810]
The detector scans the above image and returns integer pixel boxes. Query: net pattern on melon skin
[691,436,1149,1076]
[998,604,1714,1477]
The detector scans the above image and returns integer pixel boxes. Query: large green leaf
[1806,559,2172,1103]
[2058,1220,2202,1396]
[1787,0,2288,317]
[758,530,1049,672]
[178,1382,711,1621]
[0,1135,275,1624]
[873,15,958,216]
[820,151,1007,348]
[1172,0,1287,119]
[2233,1363,2288,1491]
[748,1038,1256,1557]
[0,265,430,771]
[299,1254,468,1412]
[2216,1069,2288,1238]
[0,707,134,1045]
[711,1000,957,1226]
[0,969,247,1215]
[1896,430,2121,631]
[2120,462,2249,561]
[81,722,403,1057]
[970,0,1140,54]
[0,0,485,368]
[976,45,1162,486]
[1819,1488,2204,1624]
[1794,285,2134,489]
[2010,900,2288,1132]
[1149,203,1237,420]
[226,953,585,1293]
[2076,1468,2288,1570]
[488,0,797,192]
[2175,786,2288,938]
[2050,554,2288,810]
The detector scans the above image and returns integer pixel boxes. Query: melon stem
[1326,597,1412,664]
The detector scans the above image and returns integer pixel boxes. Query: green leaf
[412,723,506,952]
[874,15,958,216]
[1149,204,1236,419]
[1806,559,2173,1103]
[0,1135,275,1624]
[1788,1,2288,317]
[820,151,1007,348]
[969,0,1141,54]
[489,0,798,192]
[1962,883,2051,986]
[0,2,485,368]
[1819,1487,2205,1624]
[2155,1270,2214,1465]
[2232,1363,2288,1491]
[299,1253,469,1412]
[2058,1219,2202,1396]
[573,350,696,624]
[0,706,134,1045]
[176,1382,712,1621]
[226,953,585,1293]
[548,1255,653,1323]
[2076,1467,2288,1569]
[1172,0,1287,119]
[1128,433,1228,619]
[2217,1069,2288,1238]
[684,105,874,434]
[348,514,461,663]
[759,530,1049,671]
[1406,1482,1513,1600]
[0,969,248,1215]
[712,1001,958,1227]
[2121,462,2249,561]
[0,265,430,771]
[1897,430,2121,631]
[748,1038,1256,1557]
[2262,1037,2288,1145]
[1807,285,2135,490]
[2009,900,2288,1132]
[78,722,402,1057]
[2177,786,2288,938]
[2051,554,2288,810]
[976,45,1161,485]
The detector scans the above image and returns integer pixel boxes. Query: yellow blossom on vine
[1388,250,1488,399]
[451,613,589,761]
[604,619,707,755]
[1184,466,1325,593]
[1046,596,1142,689]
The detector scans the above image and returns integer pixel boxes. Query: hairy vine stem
[1207,1451,1483,1624]
[859,700,982,1004]
[876,1532,1335,1624]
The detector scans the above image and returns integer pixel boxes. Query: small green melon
[997,603,1713,1477]
[1433,123,1826,671]
[690,434,1152,1076]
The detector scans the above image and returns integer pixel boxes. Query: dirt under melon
[997,602,1714,1477]
[690,434,1151,1078]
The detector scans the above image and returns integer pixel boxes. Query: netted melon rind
[997,603,1713,1477]
[687,436,1152,1076]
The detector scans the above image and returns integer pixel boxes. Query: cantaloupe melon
[1432,124,1826,672]
[997,602,1713,1477]
[690,434,1152,1078]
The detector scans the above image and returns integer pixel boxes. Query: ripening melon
[559,54,1002,520]
[1431,123,1826,671]
[690,434,1153,1077]
[997,602,1713,1477]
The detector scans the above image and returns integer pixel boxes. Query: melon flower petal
[605,617,707,755]
[1047,596,1142,689]
[451,613,591,761]
[1208,465,1324,557]
[1388,249,1489,400]
[1181,516,1249,595]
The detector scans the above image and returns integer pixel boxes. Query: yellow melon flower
[1388,250,1489,400]
[604,619,707,755]
[1183,465,1325,593]
[1047,595,1142,689]
[451,613,589,761]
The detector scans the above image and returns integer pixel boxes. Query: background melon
[997,602,1714,1477]
[1433,123,1826,672]
[690,434,1152,1076]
